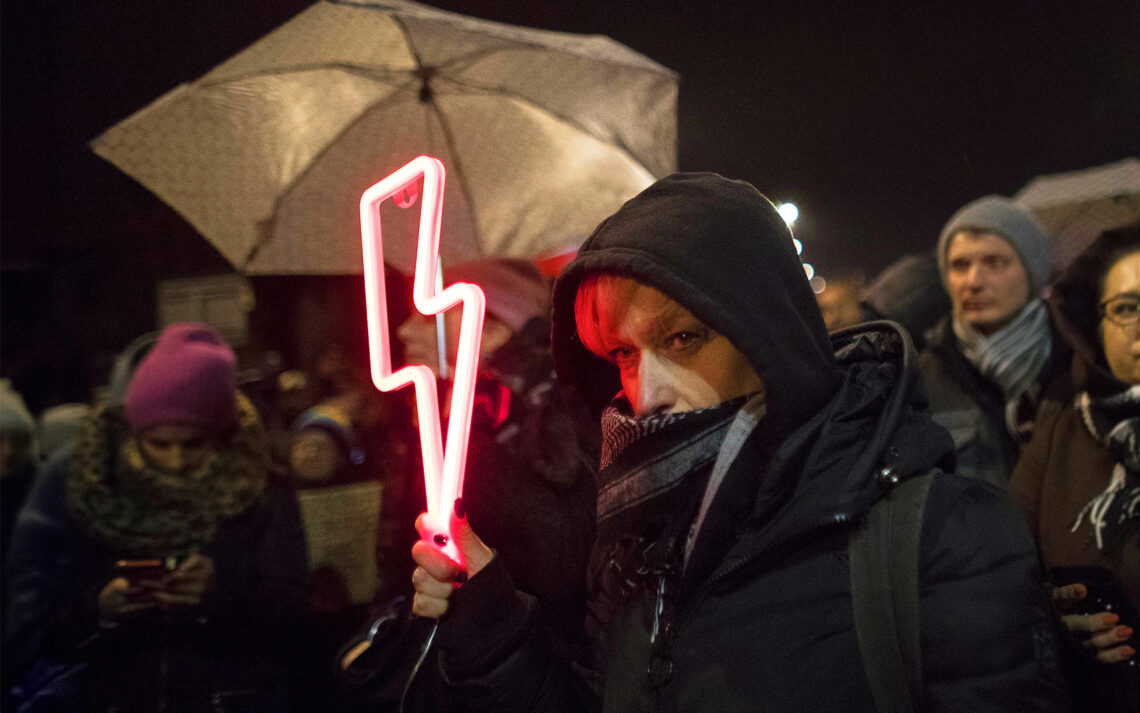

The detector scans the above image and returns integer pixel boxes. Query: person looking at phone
[3,323,308,713]
[1010,225,1140,713]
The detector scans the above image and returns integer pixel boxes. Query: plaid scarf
[1071,385,1140,554]
[596,396,747,536]
[67,393,270,558]
[591,395,747,604]
[954,298,1051,440]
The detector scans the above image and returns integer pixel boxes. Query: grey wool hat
[936,195,1053,297]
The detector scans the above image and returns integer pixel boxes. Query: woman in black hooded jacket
[409,173,1068,712]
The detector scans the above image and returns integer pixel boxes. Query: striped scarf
[954,298,1051,440]
[1071,385,1140,554]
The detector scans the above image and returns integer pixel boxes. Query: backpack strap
[849,471,934,713]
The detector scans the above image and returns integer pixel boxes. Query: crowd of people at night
[1,172,1137,713]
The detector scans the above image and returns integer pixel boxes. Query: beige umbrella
[90,0,677,275]
[1015,157,1140,271]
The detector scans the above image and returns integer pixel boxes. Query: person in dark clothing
[918,196,1069,487]
[1010,225,1140,713]
[3,323,309,713]
[409,173,1069,712]
[860,251,949,352]
[339,259,596,712]
[286,403,380,713]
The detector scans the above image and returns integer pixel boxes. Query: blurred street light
[778,202,799,226]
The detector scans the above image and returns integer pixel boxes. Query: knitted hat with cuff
[124,323,237,433]
[0,380,35,436]
[936,196,1053,296]
[290,404,355,457]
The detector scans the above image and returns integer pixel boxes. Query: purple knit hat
[124,323,237,432]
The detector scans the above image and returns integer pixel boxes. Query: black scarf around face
[592,395,745,602]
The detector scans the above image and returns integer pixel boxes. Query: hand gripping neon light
[359,156,485,566]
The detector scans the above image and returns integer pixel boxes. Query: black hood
[551,173,841,447]
[1049,223,1139,396]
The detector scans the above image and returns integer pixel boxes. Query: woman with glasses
[1010,224,1140,713]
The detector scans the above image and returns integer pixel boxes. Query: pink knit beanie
[124,323,237,432]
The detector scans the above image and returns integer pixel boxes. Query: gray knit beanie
[936,196,1052,296]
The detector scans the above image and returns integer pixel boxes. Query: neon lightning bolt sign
[359,156,485,565]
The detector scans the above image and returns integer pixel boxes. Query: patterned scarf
[954,298,1051,440]
[1071,385,1140,554]
[67,392,270,558]
[591,395,747,603]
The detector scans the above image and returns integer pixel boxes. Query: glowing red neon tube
[359,156,485,565]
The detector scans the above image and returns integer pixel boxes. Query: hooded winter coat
[429,174,1067,712]
[1009,225,1140,713]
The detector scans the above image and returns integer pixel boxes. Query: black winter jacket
[432,173,1068,712]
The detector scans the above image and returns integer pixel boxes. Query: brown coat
[1009,393,1140,617]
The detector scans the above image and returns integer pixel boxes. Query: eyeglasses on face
[1100,293,1140,327]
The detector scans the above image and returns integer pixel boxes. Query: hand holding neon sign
[359,155,485,566]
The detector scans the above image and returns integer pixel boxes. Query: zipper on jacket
[649,574,667,644]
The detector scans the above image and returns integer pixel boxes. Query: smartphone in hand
[115,556,179,587]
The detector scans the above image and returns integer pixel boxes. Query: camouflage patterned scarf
[66,392,269,558]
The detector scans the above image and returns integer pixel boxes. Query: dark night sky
[2,1,1139,403]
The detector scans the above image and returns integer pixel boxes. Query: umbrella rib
[433,76,656,176]
[196,62,414,89]
[241,79,420,270]
[388,12,486,262]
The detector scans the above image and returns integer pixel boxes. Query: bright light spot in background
[803,263,814,280]
[778,202,799,226]
[810,275,827,294]
[792,237,803,255]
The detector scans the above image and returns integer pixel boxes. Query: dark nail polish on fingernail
[1118,627,1134,640]
[454,498,466,519]
[433,534,448,547]
[1105,613,1121,625]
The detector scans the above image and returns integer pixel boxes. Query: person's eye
[1109,297,1139,317]
[608,346,635,365]
[984,256,1009,270]
[949,259,970,272]
[666,330,706,352]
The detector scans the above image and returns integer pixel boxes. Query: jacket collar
[707,321,955,585]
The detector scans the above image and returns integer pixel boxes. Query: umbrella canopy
[1015,157,1140,271]
[91,0,677,275]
